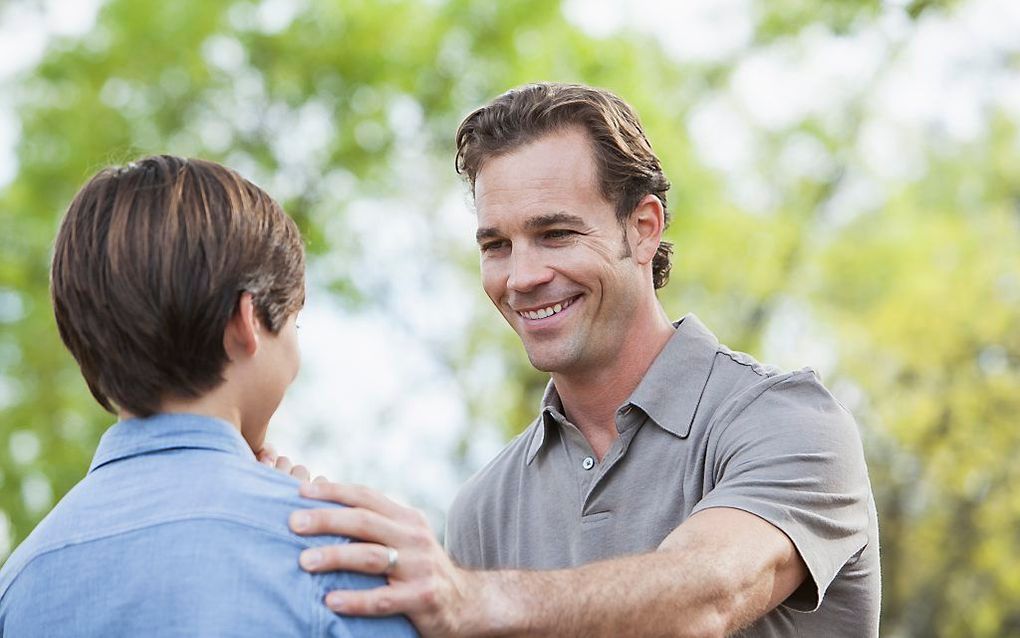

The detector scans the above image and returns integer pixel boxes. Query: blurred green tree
[1,1,1016,636]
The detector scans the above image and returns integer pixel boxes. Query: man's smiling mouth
[515,296,579,320]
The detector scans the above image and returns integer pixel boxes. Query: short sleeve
[691,371,873,612]
[444,480,484,569]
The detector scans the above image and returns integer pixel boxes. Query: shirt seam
[0,512,326,600]
[710,369,819,436]
[90,443,253,473]
[716,347,775,378]
[3,521,354,636]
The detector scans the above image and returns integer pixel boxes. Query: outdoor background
[1,0,1018,635]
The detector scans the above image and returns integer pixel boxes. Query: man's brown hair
[455,82,673,289]
[51,155,305,417]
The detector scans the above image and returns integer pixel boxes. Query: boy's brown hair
[51,155,305,417]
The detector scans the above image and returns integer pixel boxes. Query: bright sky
[1,0,1018,552]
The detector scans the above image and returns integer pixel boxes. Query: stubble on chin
[522,332,585,375]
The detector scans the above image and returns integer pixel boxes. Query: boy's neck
[118,388,263,453]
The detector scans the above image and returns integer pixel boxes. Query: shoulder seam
[716,347,778,378]
[713,368,820,431]
[0,512,328,600]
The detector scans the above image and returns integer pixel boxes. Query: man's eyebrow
[475,212,587,243]
[475,227,502,243]
[523,212,586,230]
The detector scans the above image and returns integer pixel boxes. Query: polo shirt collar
[525,313,719,464]
[525,381,564,464]
[88,412,256,473]
[627,313,719,439]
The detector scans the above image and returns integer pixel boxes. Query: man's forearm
[291,486,802,638]
[460,549,754,638]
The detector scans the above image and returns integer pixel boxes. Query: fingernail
[300,549,321,569]
[302,482,320,496]
[326,592,343,609]
[291,512,310,532]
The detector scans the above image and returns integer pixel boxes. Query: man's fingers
[275,455,293,473]
[313,475,329,484]
[263,453,317,482]
[256,443,278,466]
[323,584,425,617]
[290,464,311,482]
[290,507,405,545]
[300,542,395,575]
[298,481,407,520]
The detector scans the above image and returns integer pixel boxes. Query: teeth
[519,298,573,320]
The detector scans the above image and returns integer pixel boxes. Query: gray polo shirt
[446,314,879,637]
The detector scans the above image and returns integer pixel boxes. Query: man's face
[474,127,645,375]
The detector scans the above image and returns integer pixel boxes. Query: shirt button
[581,456,595,470]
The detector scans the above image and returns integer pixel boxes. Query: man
[0,156,416,637]
[289,83,880,636]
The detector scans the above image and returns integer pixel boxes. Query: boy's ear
[224,292,260,360]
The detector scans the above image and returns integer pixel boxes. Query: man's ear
[628,194,665,266]
[224,292,260,360]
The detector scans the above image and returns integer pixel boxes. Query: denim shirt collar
[88,413,256,473]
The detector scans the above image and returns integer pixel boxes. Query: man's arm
[289,482,806,638]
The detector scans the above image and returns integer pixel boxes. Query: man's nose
[507,248,554,292]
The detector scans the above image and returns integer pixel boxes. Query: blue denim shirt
[0,413,417,637]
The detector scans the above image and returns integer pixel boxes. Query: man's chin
[524,348,575,374]
[528,358,556,373]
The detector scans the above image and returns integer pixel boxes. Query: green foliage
[1,1,1017,636]
[813,134,1020,634]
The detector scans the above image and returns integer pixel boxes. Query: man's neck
[552,305,675,459]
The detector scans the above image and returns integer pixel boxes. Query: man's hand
[289,482,479,636]
[255,443,278,467]
[290,483,807,638]
[257,444,326,483]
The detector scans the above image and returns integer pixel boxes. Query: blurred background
[0,0,1018,635]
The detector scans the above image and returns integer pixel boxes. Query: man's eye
[480,240,507,253]
[545,229,575,240]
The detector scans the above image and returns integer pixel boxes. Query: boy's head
[51,155,305,435]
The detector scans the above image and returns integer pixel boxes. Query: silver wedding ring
[383,546,399,575]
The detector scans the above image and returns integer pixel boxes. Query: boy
[0,156,415,637]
